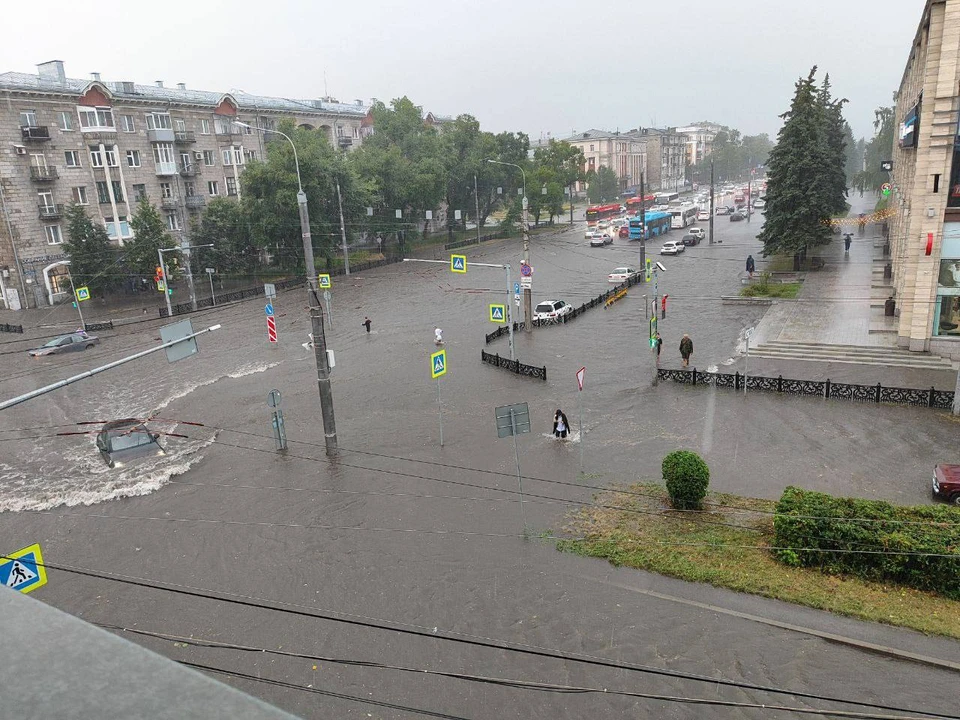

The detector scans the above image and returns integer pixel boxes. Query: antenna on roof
[324,71,328,99]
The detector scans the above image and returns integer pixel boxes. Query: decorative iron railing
[480,350,547,381]
[656,368,953,410]
[0,323,24,334]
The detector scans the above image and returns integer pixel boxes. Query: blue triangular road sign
[434,356,445,373]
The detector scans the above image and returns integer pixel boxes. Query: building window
[244,149,257,162]
[179,152,191,171]
[353,126,360,139]
[184,181,196,197]
[72,186,88,205]
[19,110,37,127]
[45,225,63,245]
[221,149,233,166]
[214,117,234,134]
[58,111,73,131]
[90,146,103,168]
[120,114,136,132]
[112,180,124,203]
[160,182,172,198]
[65,151,81,168]
[233,147,245,165]
[208,181,219,196]
[133,183,146,201]
[200,119,211,135]
[96,181,111,204]
[153,142,176,168]
[78,106,115,130]
[105,148,119,167]
[174,118,186,132]
[225,177,238,196]
[38,191,55,210]
[126,150,141,167]
[105,216,132,240]
[146,112,172,130]
[166,212,181,231]
[590,144,594,152]
[203,150,215,166]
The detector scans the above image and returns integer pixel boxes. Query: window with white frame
[179,152,191,171]
[64,151,81,168]
[221,148,233,166]
[214,117,234,134]
[38,191,55,210]
[203,150,215,166]
[225,177,238,196]
[244,149,257,162]
[153,143,176,165]
[19,110,37,127]
[58,111,73,131]
[200,119,211,135]
[105,216,132,240]
[120,114,136,132]
[126,150,141,168]
[89,146,103,168]
[95,181,110,204]
[174,118,186,132]
[78,106,115,130]
[104,148,119,167]
[72,186,88,205]
[184,181,196,197]
[166,212,181,231]
[207,180,219,196]
[45,225,63,245]
[160,182,172,198]
[233,147,245,165]
[146,112,172,130]
[133,183,146,201]
[353,126,359,138]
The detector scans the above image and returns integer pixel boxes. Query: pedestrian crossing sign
[75,286,90,302]
[450,255,467,273]
[489,304,506,322]
[318,274,332,289]
[431,348,447,379]
[0,543,47,595]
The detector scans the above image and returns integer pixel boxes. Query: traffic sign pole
[437,378,443,447]
[576,366,585,472]
[66,268,85,330]
[504,265,515,360]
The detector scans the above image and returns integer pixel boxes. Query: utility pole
[300,189,338,456]
[65,266,84,329]
[569,182,574,225]
[474,174,481,243]
[709,161,715,245]
[747,173,752,223]
[158,248,173,318]
[175,174,197,311]
[639,172,646,272]
[336,182,350,275]
[522,194,531,332]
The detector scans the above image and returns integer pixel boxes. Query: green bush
[774,486,960,599]
[662,451,710,510]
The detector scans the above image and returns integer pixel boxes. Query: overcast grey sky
[0,0,916,142]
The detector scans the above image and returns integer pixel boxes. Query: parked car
[533,299,573,322]
[730,211,745,222]
[681,233,699,246]
[932,464,960,505]
[689,228,706,241]
[618,225,629,239]
[607,266,639,282]
[28,332,100,357]
[715,206,730,216]
[660,240,684,255]
[753,199,766,209]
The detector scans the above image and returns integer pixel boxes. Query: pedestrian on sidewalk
[661,294,668,319]
[362,317,372,333]
[844,233,852,253]
[680,333,693,367]
[746,255,755,279]
[553,409,570,439]
[654,331,662,367]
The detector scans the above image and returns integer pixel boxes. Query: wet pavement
[1,209,958,719]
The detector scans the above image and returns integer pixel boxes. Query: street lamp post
[234,120,338,455]
[487,159,531,333]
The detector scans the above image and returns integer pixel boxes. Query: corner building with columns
[0,60,368,309]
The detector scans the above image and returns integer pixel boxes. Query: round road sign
[267,389,282,408]
[520,263,533,277]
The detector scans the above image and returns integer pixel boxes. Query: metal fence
[657,368,954,410]
[159,257,403,318]
[0,323,24,334]
[480,350,547,381]
[444,231,509,251]
[485,273,643,343]
[83,320,114,332]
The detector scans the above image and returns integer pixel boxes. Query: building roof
[0,69,368,117]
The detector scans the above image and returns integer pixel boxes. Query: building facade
[0,61,369,309]
[889,1,960,358]
[675,123,720,166]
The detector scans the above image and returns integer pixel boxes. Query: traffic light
[645,258,652,282]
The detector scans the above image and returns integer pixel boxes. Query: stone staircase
[748,341,958,370]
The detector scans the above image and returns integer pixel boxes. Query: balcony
[160,197,179,210]
[155,161,178,176]
[215,127,241,139]
[29,166,58,182]
[174,130,196,144]
[147,128,175,143]
[185,195,206,210]
[179,164,200,177]
[38,203,63,220]
[337,136,353,148]
[21,126,51,141]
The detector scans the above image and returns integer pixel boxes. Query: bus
[628,211,671,240]
[670,205,698,229]
[656,191,680,205]
[585,203,621,226]
[625,194,656,216]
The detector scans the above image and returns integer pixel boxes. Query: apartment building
[888,0,960,359]
[0,61,368,309]
[633,128,686,193]
[675,123,721,166]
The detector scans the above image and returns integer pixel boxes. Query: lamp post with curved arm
[234,120,337,455]
[486,159,531,332]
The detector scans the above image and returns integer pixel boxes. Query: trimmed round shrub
[662,450,710,510]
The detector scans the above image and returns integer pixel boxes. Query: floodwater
[1,209,957,719]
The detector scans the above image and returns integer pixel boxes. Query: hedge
[662,450,710,510]
[773,486,960,599]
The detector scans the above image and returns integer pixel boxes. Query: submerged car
[533,300,573,322]
[96,419,165,469]
[28,332,100,357]
[660,240,684,255]
[607,266,639,282]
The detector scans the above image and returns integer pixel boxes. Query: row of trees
[687,128,775,184]
[64,97,589,289]
[758,67,851,257]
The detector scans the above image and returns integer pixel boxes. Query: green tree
[817,74,850,215]
[126,198,176,279]
[662,450,710,510]
[758,68,834,257]
[193,198,257,276]
[854,105,895,194]
[586,165,619,203]
[62,203,119,295]
[530,139,585,224]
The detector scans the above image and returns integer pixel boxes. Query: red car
[932,464,960,505]
[618,226,629,239]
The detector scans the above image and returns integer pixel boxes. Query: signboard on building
[899,104,919,149]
